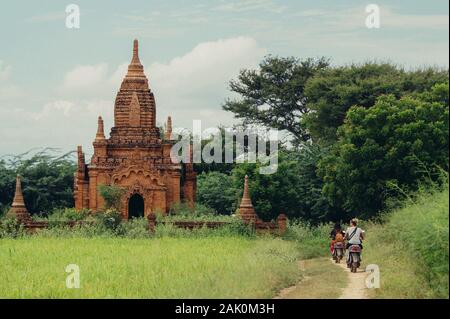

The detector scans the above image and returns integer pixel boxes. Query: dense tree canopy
[196,172,238,214]
[319,83,449,217]
[0,150,76,215]
[304,63,449,143]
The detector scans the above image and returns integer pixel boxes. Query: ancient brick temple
[74,39,196,219]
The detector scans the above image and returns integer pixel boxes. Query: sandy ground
[276,258,369,299]
[336,260,369,299]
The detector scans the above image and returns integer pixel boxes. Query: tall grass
[283,221,332,259]
[364,184,449,298]
[0,236,301,298]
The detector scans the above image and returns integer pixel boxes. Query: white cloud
[33,100,75,120]
[62,63,109,90]
[147,36,266,129]
[149,37,265,92]
[0,99,114,156]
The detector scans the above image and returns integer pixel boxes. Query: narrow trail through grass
[275,258,347,299]
[335,260,369,299]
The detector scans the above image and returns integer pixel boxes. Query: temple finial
[243,175,250,201]
[95,116,105,140]
[124,39,145,80]
[131,39,141,65]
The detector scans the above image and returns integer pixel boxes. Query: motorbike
[333,242,344,263]
[347,245,362,273]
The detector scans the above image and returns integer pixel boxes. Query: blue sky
[0,0,448,156]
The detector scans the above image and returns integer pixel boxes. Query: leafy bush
[97,184,126,211]
[0,217,25,238]
[166,202,232,222]
[34,207,90,222]
[153,218,255,238]
[117,217,150,238]
[284,220,332,259]
[94,209,123,231]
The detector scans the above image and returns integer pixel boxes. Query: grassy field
[364,186,449,298]
[0,236,302,298]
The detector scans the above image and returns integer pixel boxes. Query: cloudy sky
[0,0,448,157]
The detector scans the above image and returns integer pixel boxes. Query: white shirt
[346,226,364,244]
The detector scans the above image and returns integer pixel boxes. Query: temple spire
[165,116,172,140]
[241,175,252,207]
[238,175,256,222]
[7,175,31,221]
[12,175,25,207]
[125,39,146,80]
[95,116,105,140]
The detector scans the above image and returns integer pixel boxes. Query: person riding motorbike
[330,223,345,260]
[345,218,365,270]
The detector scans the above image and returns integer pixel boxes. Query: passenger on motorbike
[330,223,345,259]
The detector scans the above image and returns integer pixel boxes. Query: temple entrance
[128,193,144,219]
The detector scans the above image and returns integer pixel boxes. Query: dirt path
[335,260,369,299]
[275,258,370,299]
[275,258,347,299]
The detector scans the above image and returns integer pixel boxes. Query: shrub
[97,184,126,211]
[0,217,25,238]
[284,220,332,259]
[40,207,90,222]
[118,217,150,238]
[94,209,122,232]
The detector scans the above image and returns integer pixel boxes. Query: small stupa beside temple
[7,175,31,222]
[238,175,257,223]
[237,175,287,234]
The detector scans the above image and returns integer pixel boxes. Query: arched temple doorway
[128,193,144,219]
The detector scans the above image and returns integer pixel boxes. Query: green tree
[196,172,238,214]
[304,63,449,144]
[223,56,329,144]
[0,149,76,214]
[319,84,449,217]
[231,148,335,222]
